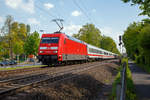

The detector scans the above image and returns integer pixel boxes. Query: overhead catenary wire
[48,0,65,20]
[79,0,99,26]
[72,0,94,24]
[34,1,63,33]
[38,0,64,19]
[48,0,73,28]
[38,0,75,33]
[72,0,102,30]
[35,0,100,33]
[35,2,57,18]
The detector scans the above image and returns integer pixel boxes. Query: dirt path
[129,60,150,100]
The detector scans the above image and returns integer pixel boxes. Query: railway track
[0,61,110,97]
[0,62,89,81]
[0,61,93,82]
[0,59,114,80]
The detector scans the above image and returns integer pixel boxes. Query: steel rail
[0,62,92,83]
[0,61,108,97]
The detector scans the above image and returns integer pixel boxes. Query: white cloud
[5,0,21,9]
[44,3,54,10]
[64,24,81,35]
[71,10,82,16]
[0,16,3,23]
[27,18,40,25]
[5,0,34,14]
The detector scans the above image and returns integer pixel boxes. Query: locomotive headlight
[40,51,44,53]
[40,47,47,49]
[50,47,58,50]
[53,51,58,53]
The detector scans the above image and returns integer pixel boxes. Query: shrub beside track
[110,58,136,100]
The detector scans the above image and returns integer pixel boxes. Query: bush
[110,58,136,100]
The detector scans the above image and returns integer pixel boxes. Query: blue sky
[0,0,148,49]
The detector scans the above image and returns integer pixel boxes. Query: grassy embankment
[110,58,136,100]
[0,65,46,71]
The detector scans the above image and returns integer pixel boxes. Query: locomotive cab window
[41,37,59,43]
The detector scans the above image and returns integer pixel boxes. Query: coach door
[64,38,67,61]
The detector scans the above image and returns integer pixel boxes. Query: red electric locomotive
[38,19,118,65]
[38,32,87,65]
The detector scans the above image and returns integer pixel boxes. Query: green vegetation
[110,58,136,100]
[0,65,46,71]
[0,15,40,61]
[24,31,40,56]
[73,24,102,47]
[123,19,150,72]
[122,0,150,72]
[121,0,150,17]
[73,23,120,54]
[100,36,120,54]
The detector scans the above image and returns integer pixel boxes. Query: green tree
[13,41,24,62]
[123,19,150,71]
[24,31,40,56]
[122,0,150,17]
[18,23,27,41]
[10,22,27,58]
[123,22,141,59]
[73,23,102,47]
[1,16,30,60]
[73,23,119,54]
[13,42,24,55]
[139,24,150,65]
[100,36,120,54]
[1,15,14,59]
[0,36,9,60]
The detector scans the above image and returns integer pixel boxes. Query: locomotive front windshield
[41,37,59,43]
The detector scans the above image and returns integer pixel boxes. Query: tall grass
[0,65,46,71]
[110,58,136,100]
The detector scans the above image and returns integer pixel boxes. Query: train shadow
[40,62,85,68]
[20,73,105,100]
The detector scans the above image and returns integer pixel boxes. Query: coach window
[99,51,102,54]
